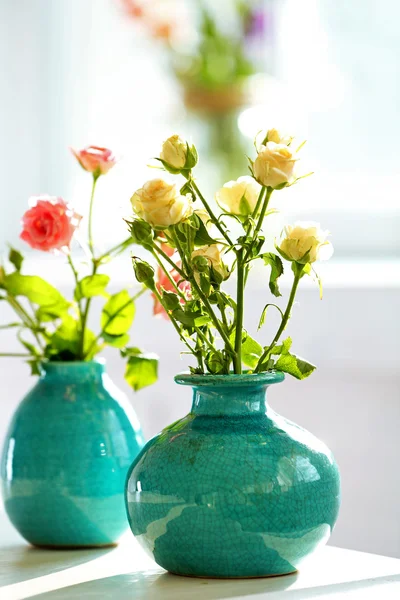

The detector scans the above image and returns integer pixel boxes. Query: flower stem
[255,271,301,372]
[153,244,186,279]
[233,250,245,374]
[151,250,186,301]
[244,187,273,262]
[6,296,44,351]
[152,286,197,356]
[88,174,99,257]
[0,353,32,357]
[96,237,133,264]
[189,179,234,247]
[171,230,235,357]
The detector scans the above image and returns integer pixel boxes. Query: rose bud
[258,128,293,146]
[252,142,297,189]
[131,179,193,229]
[20,196,81,253]
[278,222,334,264]
[216,176,261,217]
[159,135,198,173]
[191,245,228,284]
[71,145,117,176]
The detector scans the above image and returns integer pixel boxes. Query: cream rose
[131,179,193,229]
[253,142,297,189]
[278,222,333,264]
[215,176,261,216]
[191,244,227,280]
[263,128,292,146]
[160,135,187,169]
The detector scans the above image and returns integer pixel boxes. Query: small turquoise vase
[125,372,340,578]
[1,360,145,548]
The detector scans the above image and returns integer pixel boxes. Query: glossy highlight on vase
[125,372,340,578]
[1,360,145,548]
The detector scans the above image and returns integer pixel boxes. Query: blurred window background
[1,0,399,558]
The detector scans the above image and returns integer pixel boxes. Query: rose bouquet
[128,130,333,378]
[0,146,157,391]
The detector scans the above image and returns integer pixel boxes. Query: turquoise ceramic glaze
[125,372,340,578]
[1,360,145,548]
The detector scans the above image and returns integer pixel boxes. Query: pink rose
[20,196,82,252]
[71,145,117,175]
[153,264,190,319]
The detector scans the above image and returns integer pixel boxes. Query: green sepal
[128,219,154,249]
[132,257,155,290]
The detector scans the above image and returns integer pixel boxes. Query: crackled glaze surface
[1,361,145,548]
[125,373,340,578]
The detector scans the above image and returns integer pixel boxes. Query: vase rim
[174,371,284,388]
[41,358,106,373]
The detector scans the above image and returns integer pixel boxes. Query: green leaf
[262,253,284,297]
[102,332,130,348]
[172,308,203,327]
[75,274,110,301]
[8,247,24,271]
[205,350,225,374]
[27,359,41,376]
[17,332,40,356]
[230,329,263,369]
[258,303,284,330]
[50,315,98,359]
[173,221,197,255]
[5,273,69,310]
[36,303,70,322]
[274,353,316,380]
[241,332,263,368]
[123,348,158,391]
[101,290,135,336]
[192,214,218,247]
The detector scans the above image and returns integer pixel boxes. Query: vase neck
[41,361,105,384]
[191,384,269,417]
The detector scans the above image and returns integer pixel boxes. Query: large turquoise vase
[1,360,145,548]
[125,372,340,578]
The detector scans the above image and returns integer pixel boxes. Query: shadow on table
[29,570,400,600]
[0,545,115,587]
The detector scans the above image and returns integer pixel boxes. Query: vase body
[125,373,340,578]
[1,361,145,548]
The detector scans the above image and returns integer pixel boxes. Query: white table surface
[1,512,399,600]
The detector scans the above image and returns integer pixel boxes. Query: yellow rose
[253,142,297,189]
[266,128,293,145]
[160,135,187,170]
[215,176,261,216]
[191,245,227,280]
[131,179,193,229]
[278,222,333,264]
